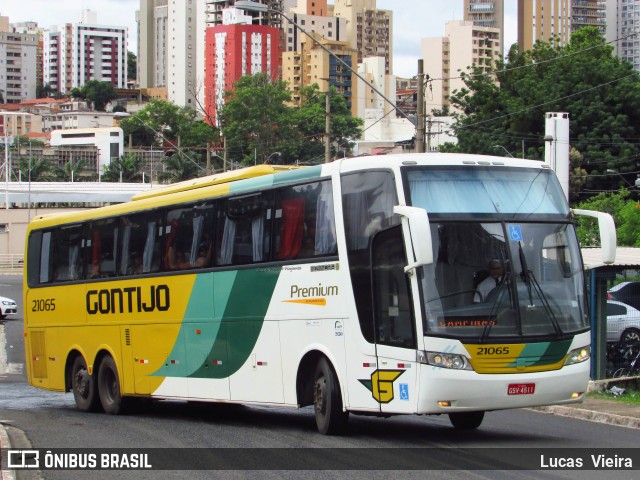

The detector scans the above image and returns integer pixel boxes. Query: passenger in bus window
[195,242,212,267]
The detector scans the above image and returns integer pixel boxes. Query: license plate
[507,383,535,395]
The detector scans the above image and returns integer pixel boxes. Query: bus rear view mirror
[393,205,434,272]
[572,209,617,264]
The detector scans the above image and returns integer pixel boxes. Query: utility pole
[426,115,432,152]
[223,135,228,172]
[416,60,425,153]
[325,90,331,163]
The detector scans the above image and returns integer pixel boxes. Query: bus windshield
[404,167,587,340]
[405,166,569,216]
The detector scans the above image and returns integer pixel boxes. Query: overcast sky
[2,0,518,78]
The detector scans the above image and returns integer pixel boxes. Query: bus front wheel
[97,355,125,415]
[313,357,348,435]
[71,355,100,412]
[449,411,484,429]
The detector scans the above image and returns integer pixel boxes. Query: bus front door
[371,226,419,414]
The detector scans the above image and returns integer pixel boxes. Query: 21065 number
[32,299,56,312]
[476,346,510,355]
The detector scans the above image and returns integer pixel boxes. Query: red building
[204,16,280,127]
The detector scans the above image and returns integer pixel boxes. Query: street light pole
[492,145,514,158]
[235,1,412,125]
[605,169,639,189]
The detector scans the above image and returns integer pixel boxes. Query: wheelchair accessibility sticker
[508,225,523,242]
[399,383,409,401]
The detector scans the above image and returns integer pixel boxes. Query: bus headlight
[420,351,473,370]
[564,346,591,365]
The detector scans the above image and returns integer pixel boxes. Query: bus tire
[97,355,125,415]
[71,355,100,412]
[449,411,484,429]
[313,357,348,435]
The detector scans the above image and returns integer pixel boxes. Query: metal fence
[0,254,24,273]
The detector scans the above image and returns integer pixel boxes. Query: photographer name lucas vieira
[541,454,633,469]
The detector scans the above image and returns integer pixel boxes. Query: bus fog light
[424,351,473,370]
[564,346,590,365]
[438,401,451,407]
[571,392,583,399]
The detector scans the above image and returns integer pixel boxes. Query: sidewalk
[531,378,640,429]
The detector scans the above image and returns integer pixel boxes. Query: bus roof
[131,165,299,201]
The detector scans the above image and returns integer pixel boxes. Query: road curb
[0,422,16,480]
[530,405,640,429]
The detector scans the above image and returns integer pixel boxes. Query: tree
[159,152,203,183]
[120,99,216,153]
[219,74,363,166]
[53,157,90,182]
[36,83,55,98]
[127,51,137,83]
[296,84,363,162]
[70,80,118,111]
[220,73,297,165]
[444,27,640,204]
[16,155,54,182]
[574,190,640,247]
[101,153,144,182]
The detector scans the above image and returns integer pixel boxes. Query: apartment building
[333,0,393,75]
[0,111,41,137]
[283,12,347,53]
[0,19,38,103]
[282,32,357,114]
[422,20,501,114]
[204,7,280,125]
[606,0,640,71]
[464,0,504,55]
[137,0,169,90]
[137,1,209,108]
[43,11,128,95]
[518,0,572,51]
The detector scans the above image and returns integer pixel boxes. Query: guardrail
[0,254,24,273]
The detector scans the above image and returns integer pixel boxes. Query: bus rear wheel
[313,357,348,435]
[71,355,100,412]
[97,355,125,415]
[449,411,484,429]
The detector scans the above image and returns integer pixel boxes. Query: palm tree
[158,151,203,183]
[54,157,88,182]
[16,155,55,182]
[101,153,144,182]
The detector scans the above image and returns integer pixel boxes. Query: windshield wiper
[518,242,563,336]
[479,272,511,342]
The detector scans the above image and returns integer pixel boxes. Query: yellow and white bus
[23,153,616,434]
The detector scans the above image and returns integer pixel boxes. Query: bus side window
[164,204,215,270]
[275,195,305,260]
[120,213,162,275]
[51,225,84,282]
[87,219,118,278]
[273,180,336,260]
[216,193,272,266]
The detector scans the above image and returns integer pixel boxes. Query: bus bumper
[414,361,591,414]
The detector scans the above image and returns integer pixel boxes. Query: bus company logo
[86,285,170,315]
[359,369,405,403]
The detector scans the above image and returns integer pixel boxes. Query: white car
[606,300,640,345]
[0,295,17,319]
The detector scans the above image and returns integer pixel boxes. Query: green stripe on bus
[229,165,323,195]
[507,340,572,368]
